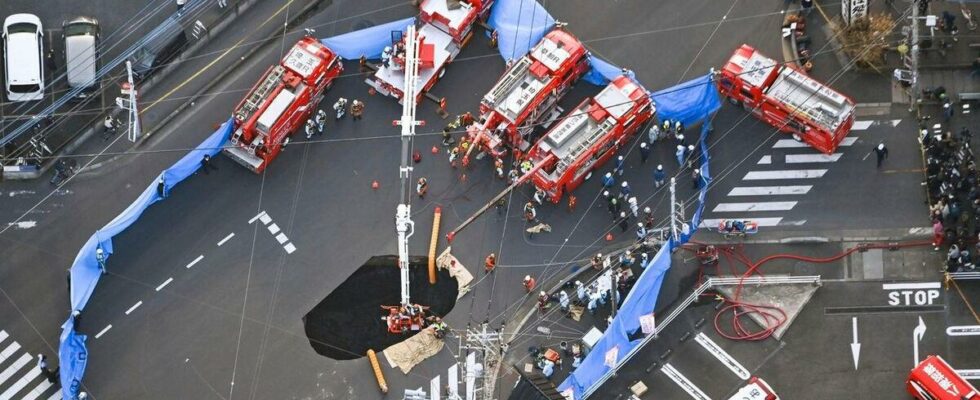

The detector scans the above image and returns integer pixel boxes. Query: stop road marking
[882,282,941,306]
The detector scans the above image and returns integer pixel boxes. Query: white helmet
[638,222,644,228]
[603,190,610,197]
[877,143,885,150]
[575,280,582,286]
[524,275,531,282]
[540,291,547,296]
[640,142,648,148]
[384,46,392,53]
[617,155,624,161]
[677,134,685,142]
[597,253,603,258]
[687,144,695,151]
[657,164,663,171]
[621,181,628,188]
[643,206,651,213]
[605,172,612,178]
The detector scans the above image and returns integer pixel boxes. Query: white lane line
[882,282,941,290]
[268,223,281,235]
[728,186,812,196]
[852,120,874,130]
[156,277,174,291]
[248,211,267,224]
[661,363,711,400]
[0,362,41,400]
[700,217,784,228]
[94,325,112,339]
[258,213,272,225]
[694,332,751,380]
[773,136,858,148]
[430,375,441,400]
[217,232,235,246]
[125,301,143,315]
[0,341,22,364]
[283,243,297,254]
[275,233,288,244]
[712,201,797,212]
[743,169,827,180]
[785,153,843,163]
[23,379,54,400]
[0,353,31,387]
[186,255,204,269]
[758,155,772,165]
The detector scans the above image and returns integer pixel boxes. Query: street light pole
[909,0,920,114]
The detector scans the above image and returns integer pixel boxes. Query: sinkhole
[302,255,458,360]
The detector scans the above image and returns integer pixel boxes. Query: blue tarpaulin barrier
[488,0,554,61]
[559,75,720,399]
[583,56,632,86]
[59,118,233,399]
[321,17,415,60]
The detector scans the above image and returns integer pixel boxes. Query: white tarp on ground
[438,247,474,299]
[383,328,445,374]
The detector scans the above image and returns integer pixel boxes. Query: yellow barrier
[429,207,442,284]
[367,349,388,393]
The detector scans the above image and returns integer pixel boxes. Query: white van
[3,14,45,102]
[63,16,101,98]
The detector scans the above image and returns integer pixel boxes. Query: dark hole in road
[302,255,458,360]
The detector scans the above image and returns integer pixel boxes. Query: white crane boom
[395,24,423,309]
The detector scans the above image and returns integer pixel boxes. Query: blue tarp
[59,118,233,399]
[559,75,720,399]
[321,17,415,60]
[559,244,672,398]
[583,57,631,86]
[651,74,721,128]
[488,0,555,61]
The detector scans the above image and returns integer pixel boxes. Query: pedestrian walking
[692,167,702,189]
[606,196,618,217]
[495,197,507,215]
[305,118,317,139]
[533,188,546,205]
[800,0,813,15]
[576,281,587,304]
[484,253,496,274]
[648,123,661,143]
[587,289,599,314]
[620,180,631,199]
[567,194,577,213]
[933,219,944,250]
[523,275,536,292]
[643,206,654,228]
[494,158,505,179]
[94,246,108,274]
[416,177,428,198]
[591,253,603,270]
[614,155,625,176]
[350,99,365,121]
[102,115,117,140]
[200,154,217,174]
[448,147,460,168]
[675,144,686,167]
[46,48,57,74]
[628,196,639,218]
[176,0,186,15]
[639,142,650,164]
[37,354,59,384]
[874,143,889,168]
[524,201,537,222]
[601,172,615,188]
[618,211,629,232]
[943,101,953,121]
[559,291,570,314]
[674,121,683,138]
[315,109,327,135]
[157,177,166,198]
[640,252,649,267]
[333,97,348,119]
[653,164,666,188]
[636,222,647,242]
[537,291,549,313]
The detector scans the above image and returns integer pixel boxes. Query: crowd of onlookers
[923,121,978,272]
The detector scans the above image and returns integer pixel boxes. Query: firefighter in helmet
[417,177,428,198]
[524,201,537,222]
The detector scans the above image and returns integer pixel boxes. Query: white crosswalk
[0,330,61,400]
[703,123,884,229]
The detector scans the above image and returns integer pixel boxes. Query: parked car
[63,16,101,99]
[3,13,44,101]
[131,16,187,80]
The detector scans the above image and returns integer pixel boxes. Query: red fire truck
[464,27,590,161]
[224,35,342,173]
[365,0,493,104]
[716,44,855,154]
[525,75,654,202]
[908,355,980,400]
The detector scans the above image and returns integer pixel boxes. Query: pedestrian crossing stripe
[773,136,857,148]
[785,153,842,163]
[712,201,797,212]
[728,186,812,196]
[852,120,874,130]
[743,169,827,180]
[700,218,783,228]
[0,332,62,400]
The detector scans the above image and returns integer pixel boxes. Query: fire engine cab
[908,355,980,400]
[716,44,855,154]
[465,27,590,161]
[525,75,654,202]
[225,35,342,173]
[365,0,493,103]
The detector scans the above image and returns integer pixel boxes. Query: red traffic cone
[371,180,380,190]
[605,233,613,241]
[431,145,439,154]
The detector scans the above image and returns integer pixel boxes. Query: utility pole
[116,60,141,142]
[908,0,920,114]
[457,322,503,400]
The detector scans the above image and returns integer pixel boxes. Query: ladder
[487,58,532,105]
[236,66,286,122]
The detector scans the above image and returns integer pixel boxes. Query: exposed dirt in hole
[302,255,458,360]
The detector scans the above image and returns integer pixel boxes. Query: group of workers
[302,98,365,139]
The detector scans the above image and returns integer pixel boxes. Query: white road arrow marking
[851,317,861,370]
[913,316,927,366]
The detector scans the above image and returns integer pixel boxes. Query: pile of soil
[302,255,458,360]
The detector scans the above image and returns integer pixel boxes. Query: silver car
[63,16,101,98]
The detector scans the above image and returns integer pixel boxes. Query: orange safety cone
[431,145,439,154]
[605,233,613,241]
[459,173,467,183]
[368,88,376,96]
[371,180,380,190]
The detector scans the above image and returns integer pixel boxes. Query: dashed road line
[95,325,112,339]
[125,301,143,315]
[661,363,711,400]
[156,277,174,292]
[217,232,235,246]
[694,332,751,380]
[186,255,204,269]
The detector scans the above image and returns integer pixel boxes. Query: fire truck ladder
[553,119,615,176]
[234,66,286,128]
[486,57,532,106]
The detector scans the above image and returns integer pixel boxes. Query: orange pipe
[367,349,388,393]
[429,207,442,284]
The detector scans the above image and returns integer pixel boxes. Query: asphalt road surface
[0,0,967,399]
